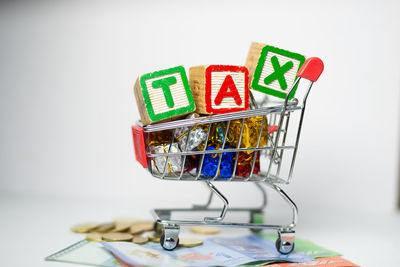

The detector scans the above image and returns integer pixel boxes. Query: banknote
[102,241,186,267]
[46,234,337,267]
[103,235,314,267]
[240,234,341,267]
[258,256,358,267]
[261,233,341,258]
[45,239,122,267]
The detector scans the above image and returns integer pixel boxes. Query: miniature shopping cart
[132,57,324,253]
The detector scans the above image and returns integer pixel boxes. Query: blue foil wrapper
[201,146,233,178]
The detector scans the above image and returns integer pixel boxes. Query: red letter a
[214,75,242,106]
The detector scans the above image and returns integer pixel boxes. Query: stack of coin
[70,218,156,244]
[70,218,217,248]
[70,222,100,233]
[102,233,134,242]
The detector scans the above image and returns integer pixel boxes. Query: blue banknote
[105,235,313,267]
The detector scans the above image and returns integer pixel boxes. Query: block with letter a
[189,65,249,114]
[134,66,196,125]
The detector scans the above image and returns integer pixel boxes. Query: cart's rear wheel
[160,233,179,251]
[249,211,264,233]
[275,237,294,254]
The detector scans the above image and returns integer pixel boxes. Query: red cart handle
[132,125,148,168]
[297,57,324,82]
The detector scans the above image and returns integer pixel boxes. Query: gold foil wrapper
[227,116,268,150]
[210,122,231,145]
[148,130,173,147]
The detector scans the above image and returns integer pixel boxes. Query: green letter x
[152,76,177,108]
[264,56,293,90]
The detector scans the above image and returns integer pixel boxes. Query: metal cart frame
[135,57,324,254]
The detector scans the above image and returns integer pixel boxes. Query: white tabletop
[1,192,399,267]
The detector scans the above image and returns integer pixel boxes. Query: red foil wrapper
[185,155,198,173]
[235,152,260,177]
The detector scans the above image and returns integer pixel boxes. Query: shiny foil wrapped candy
[201,146,233,179]
[209,122,230,145]
[175,126,207,152]
[150,143,182,175]
[174,114,208,151]
[227,116,269,150]
[235,152,260,177]
[148,130,173,146]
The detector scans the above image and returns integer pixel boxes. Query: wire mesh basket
[132,57,324,253]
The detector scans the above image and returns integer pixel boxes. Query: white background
[0,0,400,266]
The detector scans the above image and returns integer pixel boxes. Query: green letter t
[152,76,177,108]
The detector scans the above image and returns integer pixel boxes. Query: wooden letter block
[245,42,267,85]
[189,65,249,114]
[134,66,196,125]
[251,45,306,100]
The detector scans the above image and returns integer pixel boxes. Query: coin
[138,221,154,232]
[148,233,161,243]
[179,237,203,247]
[130,221,154,234]
[95,222,115,233]
[130,224,145,235]
[70,222,99,233]
[132,236,149,245]
[189,226,220,235]
[102,232,133,242]
[112,217,140,232]
[86,232,103,242]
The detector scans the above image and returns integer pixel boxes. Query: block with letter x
[189,65,249,114]
[134,66,196,125]
[251,45,305,100]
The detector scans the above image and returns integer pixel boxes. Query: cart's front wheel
[160,233,179,251]
[275,237,294,254]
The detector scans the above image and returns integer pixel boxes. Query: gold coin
[132,236,149,245]
[86,232,103,242]
[189,226,220,235]
[130,221,154,234]
[138,221,155,232]
[70,222,99,233]
[102,232,133,242]
[148,233,160,243]
[95,222,115,233]
[112,217,140,232]
[130,224,145,235]
[179,237,203,247]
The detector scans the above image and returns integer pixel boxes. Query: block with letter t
[189,65,249,114]
[134,66,196,125]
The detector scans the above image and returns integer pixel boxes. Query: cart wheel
[249,212,264,233]
[160,233,179,251]
[275,237,294,254]
[250,228,262,233]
